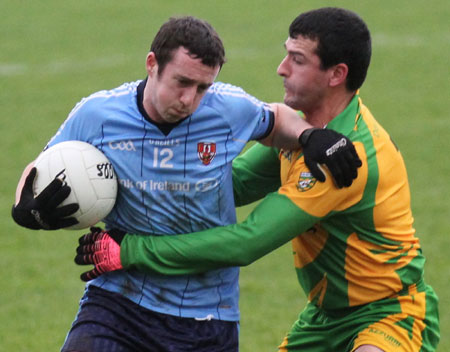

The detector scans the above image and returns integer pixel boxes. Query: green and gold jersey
[121,94,425,310]
[277,94,424,309]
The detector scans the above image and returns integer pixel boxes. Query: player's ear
[328,63,348,88]
[146,52,158,77]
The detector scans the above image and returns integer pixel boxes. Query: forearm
[15,162,35,205]
[121,192,318,275]
[232,144,281,206]
[259,103,309,150]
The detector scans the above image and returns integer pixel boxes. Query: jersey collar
[326,92,361,135]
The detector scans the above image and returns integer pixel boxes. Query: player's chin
[283,95,301,111]
[164,111,189,123]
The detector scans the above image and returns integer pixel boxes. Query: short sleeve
[46,94,106,149]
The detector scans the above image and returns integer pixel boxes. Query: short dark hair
[150,16,226,74]
[289,7,371,91]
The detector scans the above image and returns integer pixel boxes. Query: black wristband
[298,128,321,147]
[108,228,127,244]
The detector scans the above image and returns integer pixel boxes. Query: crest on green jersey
[297,171,317,192]
[281,150,293,161]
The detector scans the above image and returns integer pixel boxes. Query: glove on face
[299,128,362,188]
[75,227,126,281]
[11,167,79,230]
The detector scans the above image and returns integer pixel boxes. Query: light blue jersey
[47,79,273,321]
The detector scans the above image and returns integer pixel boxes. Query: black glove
[75,227,126,281]
[11,167,79,230]
[299,128,362,188]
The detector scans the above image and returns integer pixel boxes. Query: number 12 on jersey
[153,147,174,168]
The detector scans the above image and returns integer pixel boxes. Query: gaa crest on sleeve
[197,142,216,165]
[297,171,317,192]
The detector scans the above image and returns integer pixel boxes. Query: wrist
[98,232,123,271]
[107,228,126,244]
[299,127,321,147]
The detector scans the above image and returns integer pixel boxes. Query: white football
[33,141,118,230]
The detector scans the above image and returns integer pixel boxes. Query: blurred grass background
[1,0,449,350]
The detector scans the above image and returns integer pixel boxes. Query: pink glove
[75,227,125,281]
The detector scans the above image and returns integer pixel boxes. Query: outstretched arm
[75,191,318,280]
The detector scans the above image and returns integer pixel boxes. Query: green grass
[1,0,449,350]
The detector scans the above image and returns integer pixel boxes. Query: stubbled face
[144,47,220,124]
[277,36,330,113]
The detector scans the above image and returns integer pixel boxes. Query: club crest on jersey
[297,171,317,192]
[281,149,293,162]
[197,142,216,165]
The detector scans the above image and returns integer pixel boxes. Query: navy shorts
[61,286,239,352]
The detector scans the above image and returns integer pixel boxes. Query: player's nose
[179,87,197,108]
[277,56,290,77]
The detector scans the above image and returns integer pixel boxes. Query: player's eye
[197,84,210,94]
[292,55,304,64]
[177,79,191,86]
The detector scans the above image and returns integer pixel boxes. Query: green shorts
[278,281,439,352]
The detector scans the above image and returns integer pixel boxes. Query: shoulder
[197,82,268,127]
[279,147,368,218]
[69,80,140,118]
[203,82,265,109]
[80,81,139,107]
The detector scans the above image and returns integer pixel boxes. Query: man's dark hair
[150,16,226,74]
[289,7,371,91]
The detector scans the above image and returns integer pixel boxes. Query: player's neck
[304,91,355,128]
[142,99,161,124]
[140,78,164,124]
